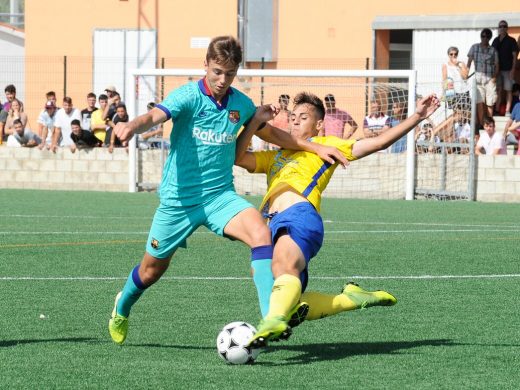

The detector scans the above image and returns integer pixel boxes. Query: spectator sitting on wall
[90,94,109,144]
[108,103,129,153]
[476,116,506,155]
[4,99,28,137]
[70,119,101,153]
[6,119,41,147]
[81,92,98,131]
[51,96,81,153]
[37,100,58,150]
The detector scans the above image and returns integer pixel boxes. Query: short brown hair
[206,36,242,67]
[294,92,325,120]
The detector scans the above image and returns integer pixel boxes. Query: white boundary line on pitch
[1,228,519,236]
[1,214,518,229]
[1,274,520,281]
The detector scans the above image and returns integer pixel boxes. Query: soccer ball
[216,321,261,365]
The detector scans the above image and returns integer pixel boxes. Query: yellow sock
[300,291,357,320]
[266,274,301,320]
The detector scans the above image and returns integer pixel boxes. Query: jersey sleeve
[315,136,358,161]
[157,83,196,121]
[253,150,277,173]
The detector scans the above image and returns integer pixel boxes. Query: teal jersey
[156,79,256,206]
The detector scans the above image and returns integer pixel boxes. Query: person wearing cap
[104,85,117,98]
[321,94,358,139]
[492,20,519,116]
[37,98,58,150]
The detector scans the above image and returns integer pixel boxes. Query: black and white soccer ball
[216,321,261,364]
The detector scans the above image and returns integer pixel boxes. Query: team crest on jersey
[228,110,240,123]
[151,238,159,249]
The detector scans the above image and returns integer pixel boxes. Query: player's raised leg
[296,282,397,322]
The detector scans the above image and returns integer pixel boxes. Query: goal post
[126,68,419,197]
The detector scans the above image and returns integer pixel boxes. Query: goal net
[127,68,476,201]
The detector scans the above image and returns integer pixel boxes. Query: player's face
[289,103,322,139]
[204,59,238,100]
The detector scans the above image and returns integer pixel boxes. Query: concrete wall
[1,147,519,202]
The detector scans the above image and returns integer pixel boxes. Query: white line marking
[1,228,519,236]
[1,274,519,281]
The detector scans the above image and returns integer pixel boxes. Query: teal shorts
[146,190,254,259]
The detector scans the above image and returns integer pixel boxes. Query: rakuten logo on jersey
[192,128,237,145]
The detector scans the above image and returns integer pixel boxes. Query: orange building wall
[23,0,520,124]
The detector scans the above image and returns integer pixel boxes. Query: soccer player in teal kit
[108,36,346,344]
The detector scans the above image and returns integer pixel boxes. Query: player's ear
[315,119,324,135]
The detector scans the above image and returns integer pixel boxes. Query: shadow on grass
[257,339,459,365]
[0,337,99,347]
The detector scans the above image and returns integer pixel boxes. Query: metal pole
[468,76,477,201]
[405,70,417,200]
[260,57,265,105]
[128,73,137,192]
[63,56,67,98]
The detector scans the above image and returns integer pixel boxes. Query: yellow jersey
[253,136,357,213]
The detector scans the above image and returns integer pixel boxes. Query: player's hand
[254,104,279,124]
[416,94,440,120]
[315,144,349,167]
[114,122,134,143]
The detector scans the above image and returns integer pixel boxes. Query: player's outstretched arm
[257,124,348,166]
[114,107,167,143]
[352,94,440,159]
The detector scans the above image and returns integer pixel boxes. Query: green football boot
[108,292,128,345]
[248,316,291,348]
[342,282,397,309]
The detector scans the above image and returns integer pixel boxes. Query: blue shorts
[268,202,324,291]
[146,190,254,259]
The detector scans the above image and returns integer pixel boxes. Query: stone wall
[1,146,519,202]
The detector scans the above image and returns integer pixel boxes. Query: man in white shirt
[475,117,506,155]
[51,96,81,153]
[37,100,58,149]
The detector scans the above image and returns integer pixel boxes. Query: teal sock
[116,265,147,317]
[251,245,274,318]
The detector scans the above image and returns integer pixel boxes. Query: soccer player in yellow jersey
[235,92,440,347]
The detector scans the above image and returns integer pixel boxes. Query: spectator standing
[475,117,506,155]
[322,94,358,139]
[70,119,100,153]
[442,46,470,116]
[6,119,41,147]
[51,97,81,153]
[4,99,28,136]
[108,103,129,153]
[37,100,58,150]
[467,29,499,128]
[81,92,98,131]
[3,84,23,112]
[389,102,407,153]
[363,99,390,139]
[492,20,519,116]
[90,94,109,144]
